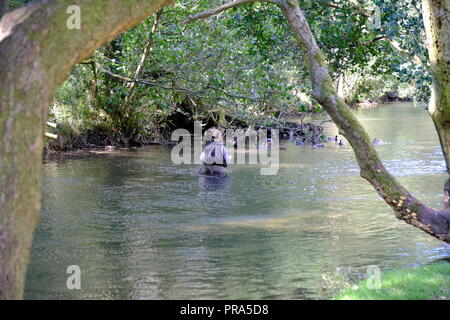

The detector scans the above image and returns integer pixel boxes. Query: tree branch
[97,62,208,96]
[181,0,276,24]
[96,62,260,104]
[127,9,163,101]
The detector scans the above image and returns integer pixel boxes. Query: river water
[25,102,450,299]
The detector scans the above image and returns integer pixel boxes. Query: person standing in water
[199,128,231,175]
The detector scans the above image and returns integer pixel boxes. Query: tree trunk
[422,0,450,180]
[0,0,173,300]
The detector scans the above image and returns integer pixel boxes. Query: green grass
[336,262,450,300]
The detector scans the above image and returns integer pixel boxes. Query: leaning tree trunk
[182,0,450,243]
[277,0,450,242]
[422,0,450,204]
[0,0,172,300]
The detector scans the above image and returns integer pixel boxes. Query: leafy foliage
[48,0,432,146]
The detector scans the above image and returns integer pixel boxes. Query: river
[25,102,450,299]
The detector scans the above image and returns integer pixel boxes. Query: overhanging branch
[181,0,277,24]
[95,62,262,103]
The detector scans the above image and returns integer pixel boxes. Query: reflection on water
[25,103,450,299]
[199,174,231,192]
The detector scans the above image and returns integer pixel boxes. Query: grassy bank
[336,262,449,300]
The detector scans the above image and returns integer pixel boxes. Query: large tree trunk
[0,0,172,300]
[422,0,450,195]
[183,0,450,243]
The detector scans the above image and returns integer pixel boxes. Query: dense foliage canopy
[19,0,423,147]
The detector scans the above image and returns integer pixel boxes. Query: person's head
[208,128,222,143]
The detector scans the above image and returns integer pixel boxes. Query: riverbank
[336,262,449,300]
[44,116,328,152]
[349,94,414,110]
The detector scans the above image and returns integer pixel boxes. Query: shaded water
[25,103,450,299]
